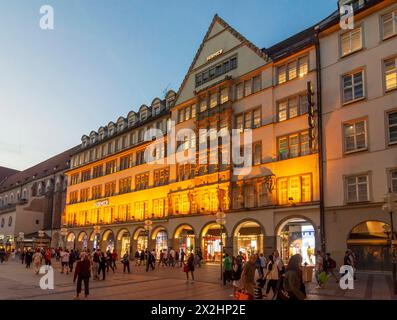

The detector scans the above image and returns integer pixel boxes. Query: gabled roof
[174,14,270,106]
[0,166,19,185]
[0,146,80,193]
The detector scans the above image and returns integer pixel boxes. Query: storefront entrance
[137,231,148,252]
[118,230,131,256]
[234,221,264,260]
[66,233,76,250]
[155,230,168,256]
[175,225,195,255]
[202,224,226,262]
[347,221,393,271]
[277,218,316,265]
[102,230,115,253]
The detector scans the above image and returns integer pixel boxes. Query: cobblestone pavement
[0,259,395,300]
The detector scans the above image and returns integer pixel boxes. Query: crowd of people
[2,245,360,300]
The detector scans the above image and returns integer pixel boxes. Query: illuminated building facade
[62,15,321,263]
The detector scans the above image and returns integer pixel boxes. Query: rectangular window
[210,92,218,108]
[136,150,145,165]
[220,88,229,104]
[341,27,362,56]
[288,97,298,119]
[391,169,397,193]
[92,165,103,179]
[278,65,287,84]
[135,173,149,190]
[253,108,261,128]
[185,106,191,120]
[70,173,79,185]
[105,160,117,175]
[299,93,308,114]
[346,174,369,203]
[81,170,90,182]
[236,83,244,100]
[119,177,132,194]
[104,181,116,197]
[288,61,297,80]
[191,104,196,118]
[235,114,243,131]
[200,99,207,112]
[244,80,252,97]
[92,185,102,200]
[69,191,79,204]
[178,109,185,123]
[80,188,90,202]
[344,120,367,152]
[120,154,133,171]
[278,100,287,122]
[257,181,268,206]
[384,58,397,91]
[244,111,252,129]
[382,10,397,40]
[388,111,397,144]
[253,75,261,93]
[342,70,364,103]
[195,56,237,87]
[278,175,312,205]
[154,167,170,186]
[244,184,255,208]
[298,56,309,77]
[253,142,262,165]
[278,131,310,160]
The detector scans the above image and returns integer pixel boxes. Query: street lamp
[382,188,397,294]
[60,226,68,250]
[18,232,24,254]
[144,219,153,250]
[216,211,226,281]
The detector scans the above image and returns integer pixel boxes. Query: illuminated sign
[95,199,109,207]
[206,49,223,62]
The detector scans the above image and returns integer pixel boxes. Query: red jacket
[74,259,91,281]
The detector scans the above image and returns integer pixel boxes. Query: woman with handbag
[184,253,195,283]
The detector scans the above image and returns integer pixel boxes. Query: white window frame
[387,110,397,145]
[340,27,363,57]
[342,69,365,104]
[343,119,368,154]
[382,9,397,40]
[384,57,397,92]
[345,174,370,203]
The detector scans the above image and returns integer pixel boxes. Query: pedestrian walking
[140,249,145,266]
[264,255,279,299]
[25,249,33,268]
[122,252,130,273]
[180,249,185,267]
[44,248,52,266]
[146,249,155,272]
[184,253,195,282]
[0,248,5,263]
[169,248,175,267]
[61,249,70,274]
[315,250,325,288]
[69,249,76,273]
[325,253,338,282]
[240,254,257,300]
[259,253,267,278]
[21,249,26,264]
[134,250,140,266]
[223,253,233,285]
[73,253,91,300]
[106,250,115,273]
[111,250,118,270]
[32,249,42,274]
[92,249,100,280]
[232,257,243,298]
[98,252,107,280]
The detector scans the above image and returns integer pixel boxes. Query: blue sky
[0,0,336,170]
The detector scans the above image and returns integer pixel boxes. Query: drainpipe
[314,26,326,253]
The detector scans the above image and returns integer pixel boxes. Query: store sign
[95,199,109,207]
[206,49,223,62]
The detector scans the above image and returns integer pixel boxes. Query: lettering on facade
[94,199,109,207]
[206,49,223,62]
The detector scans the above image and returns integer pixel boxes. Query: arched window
[10,193,14,203]
[22,189,27,200]
[8,216,12,227]
[1,218,4,228]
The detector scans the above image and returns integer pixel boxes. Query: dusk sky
[0,0,336,171]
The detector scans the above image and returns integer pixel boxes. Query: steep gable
[175,14,270,106]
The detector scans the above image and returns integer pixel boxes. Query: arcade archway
[233,220,264,260]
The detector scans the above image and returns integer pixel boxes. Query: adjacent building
[0,147,79,251]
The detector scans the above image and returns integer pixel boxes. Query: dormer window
[140,110,147,121]
[154,106,160,116]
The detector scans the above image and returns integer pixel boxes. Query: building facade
[63,15,321,265]
[319,0,397,270]
[0,147,79,251]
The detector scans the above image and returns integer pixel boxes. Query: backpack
[328,258,336,269]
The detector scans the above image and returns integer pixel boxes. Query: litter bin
[302,265,314,282]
